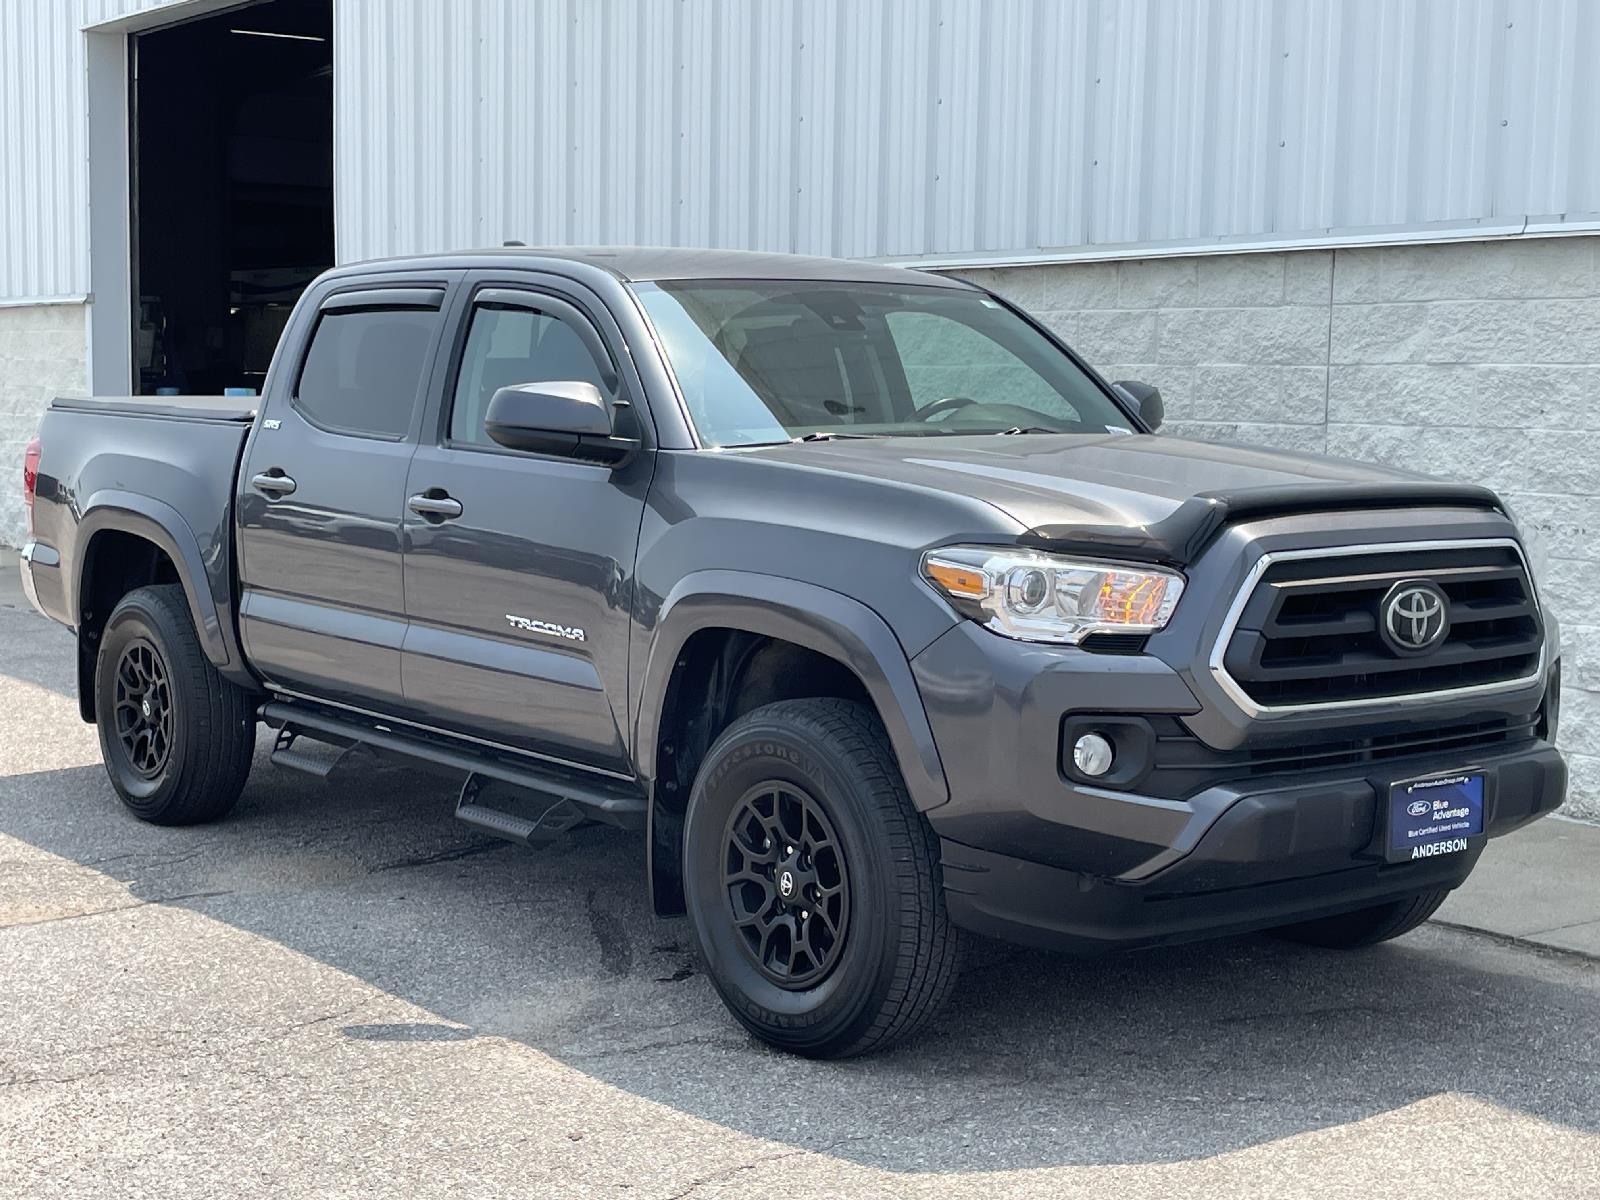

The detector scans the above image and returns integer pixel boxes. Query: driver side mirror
[484,381,640,465]
[1112,380,1163,431]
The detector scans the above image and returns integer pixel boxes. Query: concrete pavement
[1,566,1597,1197]
[1437,816,1600,956]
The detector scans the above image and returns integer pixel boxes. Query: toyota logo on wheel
[1380,580,1450,656]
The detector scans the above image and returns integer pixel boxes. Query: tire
[94,584,256,825]
[1272,888,1451,949]
[683,698,961,1058]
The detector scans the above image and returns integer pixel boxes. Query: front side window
[448,303,611,447]
[295,307,440,439]
[633,279,1129,447]
[885,311,1082,422]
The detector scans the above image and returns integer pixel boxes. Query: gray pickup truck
[20,247,1565,1057]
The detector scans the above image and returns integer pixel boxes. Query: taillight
[23,435,40,535]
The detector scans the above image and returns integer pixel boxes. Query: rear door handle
[407,492,464,520]
[250,471,297,497]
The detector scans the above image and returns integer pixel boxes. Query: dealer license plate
[1387,770,1486,863]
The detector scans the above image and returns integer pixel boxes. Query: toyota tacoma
[19,247,1565,1057]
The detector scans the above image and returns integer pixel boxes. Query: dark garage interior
[132,0,333,395]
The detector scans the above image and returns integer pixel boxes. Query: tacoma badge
[505,614,587,643]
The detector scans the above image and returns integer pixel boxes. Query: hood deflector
[1018,482,1505,567]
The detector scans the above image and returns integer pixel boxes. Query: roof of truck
[326,245,973,288]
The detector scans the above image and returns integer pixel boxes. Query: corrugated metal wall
[7,0,1600,300]
[335,0,1600,264]
[0,0,88,302]
[0,0,182,302]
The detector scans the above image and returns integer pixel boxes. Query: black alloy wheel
[94,584,256,825]
[682,698,962,1058]
[112,639,174,778]
[722,781,851,989]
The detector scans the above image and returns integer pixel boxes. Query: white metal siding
[7,0,1600,300]
[0,0,88,302]
[333,0,1600,266]
[0,0,196,302]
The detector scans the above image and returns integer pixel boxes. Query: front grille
[1219,541,1542,708]
[1144,713,1540,799]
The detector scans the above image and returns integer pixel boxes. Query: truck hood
[740,433,1501,564]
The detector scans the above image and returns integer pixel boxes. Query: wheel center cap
[777,869,796,899]
[141,698,153,720]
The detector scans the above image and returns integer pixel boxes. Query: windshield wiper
[994,426,1063,436]
[793,431,880,442]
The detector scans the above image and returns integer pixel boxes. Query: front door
[398,278,651,775]
[237,279,453,710]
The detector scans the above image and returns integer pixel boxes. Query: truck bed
[25,395,256,684]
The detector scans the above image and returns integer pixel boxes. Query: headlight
[922,546,1185,644]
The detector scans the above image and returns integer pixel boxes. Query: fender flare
[635,570,950,813]
[70,491,238,673]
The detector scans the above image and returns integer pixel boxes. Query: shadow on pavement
[0,599,77,700]
[2,744,1597,1173]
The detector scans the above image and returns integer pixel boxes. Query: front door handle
[407,491,464,520]
[250,470,297,497]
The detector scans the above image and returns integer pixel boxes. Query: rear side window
[448,304,611,447]
[295,307,440,438]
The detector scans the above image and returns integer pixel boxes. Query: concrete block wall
[957,235,1599,821]
[0,303,87,547]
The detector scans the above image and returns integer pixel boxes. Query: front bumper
[910,619,1566,954]
[938,737,1565,953]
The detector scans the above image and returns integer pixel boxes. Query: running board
[259,701,647,831]
[456,774,592,846]
[270,726,368,778]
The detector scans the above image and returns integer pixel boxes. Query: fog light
[1072,733,1115,777]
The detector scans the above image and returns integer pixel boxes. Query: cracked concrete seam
[1428,919,1600,965]
[1520,917,1600,938]
[660,1095,999,1197]
[566,1031,732,1066]
[0,889,236,931]
[706,1108,1014,1193]
[371,840,508,872]
[662,1134,876,1200]
[0,1004,375,1091]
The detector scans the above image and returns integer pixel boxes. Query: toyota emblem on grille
[1380,580,1450,655]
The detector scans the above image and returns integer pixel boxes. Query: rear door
[237,276,457,709]
[397,274,652,775]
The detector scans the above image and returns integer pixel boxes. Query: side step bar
[270,726,369,778]
[259,701,647,834]
[456,774,592,846]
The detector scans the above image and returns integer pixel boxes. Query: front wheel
[94,584,257,825]
[1272,888,1451,948]
[683,698,961,1058]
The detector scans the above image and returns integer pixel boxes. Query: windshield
[633,279,1136,447]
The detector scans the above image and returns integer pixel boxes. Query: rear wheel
[94,585,256,825]
[1272,888,1451,948]
[683,698,961,1058]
